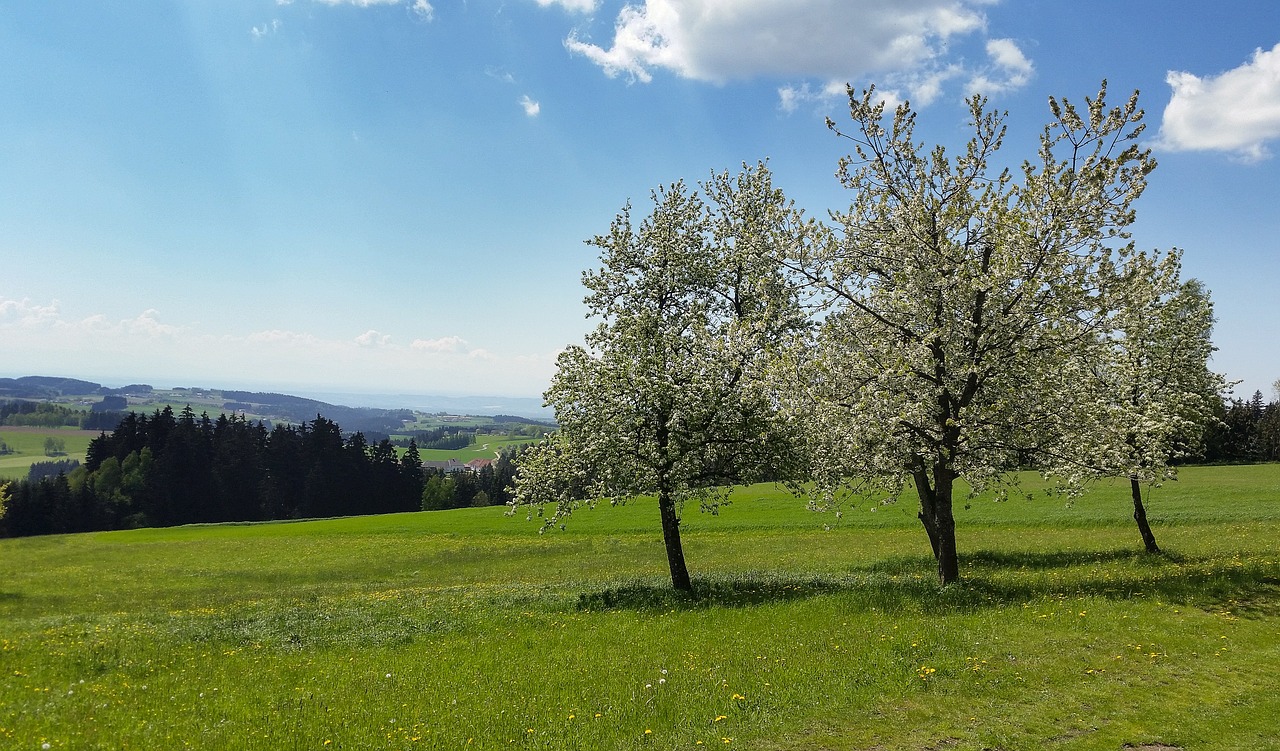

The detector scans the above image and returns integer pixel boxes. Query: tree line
[0,400,124,430]
[0,406,517,538]
[1204,389,1280,463]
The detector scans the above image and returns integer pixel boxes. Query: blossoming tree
[1063,249,1226,553]
[511,164,811,591]
[781,83,1156,585]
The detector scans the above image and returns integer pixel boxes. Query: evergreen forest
[0,405,521,538]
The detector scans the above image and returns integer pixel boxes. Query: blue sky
[2,1,1278,401]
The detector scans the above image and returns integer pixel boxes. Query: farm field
[414,434,538,462]
[1,465,1278,749]
[0,427,97,481]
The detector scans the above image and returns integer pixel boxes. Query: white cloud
[966,37,1033,95]
[355,329,393,347]
[0,297,61,326]
[250,19,281,38]
[778,80,850,114]
[486,66,517,84]
[125,310,183,338]
[0,299,183,340]
[410,335,469,353]
[519,94,542,117]
[307,0,434,21]
[0,298,555,395]
[1158,43,1280,162]
[564,0,991,95]
[902,65,963,107]
[533,0,599,12]
[411,0,434,20]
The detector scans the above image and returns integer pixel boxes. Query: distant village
[421,457,494,474]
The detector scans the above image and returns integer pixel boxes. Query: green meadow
[2,465,1278,750]
[0,428,96,481]
[414,434,537,462]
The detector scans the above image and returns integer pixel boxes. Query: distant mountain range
[0,376,553,421]
[296,391,551,420]
[0,375,136,399]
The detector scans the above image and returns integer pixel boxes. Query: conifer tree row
[0,407,427,537]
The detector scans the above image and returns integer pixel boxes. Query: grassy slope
[1,465,1278,750]
[0,428,96,481]
[415,435,536,462]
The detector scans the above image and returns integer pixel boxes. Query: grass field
[0,427,97,481]
[1,465,1278,750]
[415,434,537,462]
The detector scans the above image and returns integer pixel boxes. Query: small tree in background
[511,164,812,591]
[1063,249,1227,553]
[43,437,67,457]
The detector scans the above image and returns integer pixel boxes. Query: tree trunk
[657,490,693,592]
[933,466,959,585]
[918,509,941,560]
[912,459,959,584]
[1130,477,1161,554]
[911,461,941,560]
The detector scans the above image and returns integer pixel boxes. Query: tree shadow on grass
[576,575,848,612]
[961,547,1164,569]
[952,548,1280,618]
[574,548,1280,617]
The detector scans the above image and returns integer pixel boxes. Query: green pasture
[414,434,536,462]
[399,416,495,431]
[0,428,96,481]
[2,465,1278,750]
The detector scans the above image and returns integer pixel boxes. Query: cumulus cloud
[125,310,183,338]
[0,297,61,326]
[519,94,542,117]
[0,298,183,338]
[564,0,998,106]
[1158,43,1280,162]
[355,329,393,347]
[1,297,555,394]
